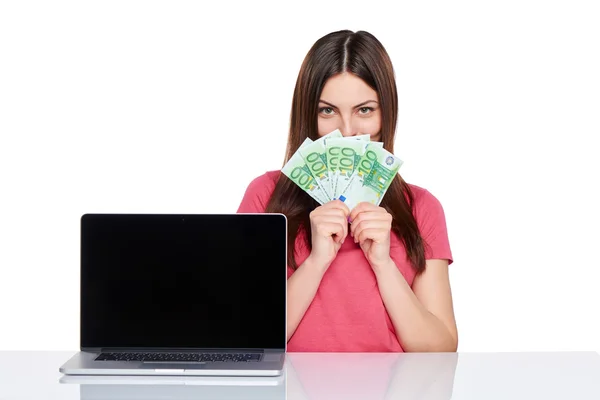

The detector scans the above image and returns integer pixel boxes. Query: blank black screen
[80,214,286,350]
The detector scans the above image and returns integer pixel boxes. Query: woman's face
[317,72,382,141]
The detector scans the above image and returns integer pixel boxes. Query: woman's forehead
[320,73,379,105]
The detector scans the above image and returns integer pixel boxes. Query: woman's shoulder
[237,170,282,213]
[403,181,449,238]
[244,170,281,193]
[404,182,447,216]
[403,181,452,263]
[405,182,434,201]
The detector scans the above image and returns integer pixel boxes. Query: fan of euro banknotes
[282,129,404,211]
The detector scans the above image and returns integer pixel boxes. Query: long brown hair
[265,30,428,275]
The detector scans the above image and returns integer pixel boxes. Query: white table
[1,351,599,399]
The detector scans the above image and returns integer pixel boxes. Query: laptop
[59,213,287,376]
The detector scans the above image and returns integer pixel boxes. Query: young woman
[237,30,458,352]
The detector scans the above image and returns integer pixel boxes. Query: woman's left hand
[349,202,393,270]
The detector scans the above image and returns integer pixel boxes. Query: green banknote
[337,143,403,210]
[282,138,328,204]
[298,129,343,200]
[326,137,384,200]
[326,137,369,200]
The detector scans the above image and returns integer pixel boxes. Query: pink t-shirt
[237,170,453,352]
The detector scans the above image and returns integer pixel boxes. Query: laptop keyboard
[95,352,262,363]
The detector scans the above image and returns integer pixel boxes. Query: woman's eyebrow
[318,99,379,108]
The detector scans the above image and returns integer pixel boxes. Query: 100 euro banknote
[298,129,343,200]
[326,137,383,200]
[337,143,404,210]
[281,138,329,204]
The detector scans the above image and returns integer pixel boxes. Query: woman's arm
[374,258,458,352]
[286,256,328,342]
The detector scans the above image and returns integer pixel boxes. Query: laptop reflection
[59,374,285,400]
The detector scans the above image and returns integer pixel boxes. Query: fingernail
[347,216,352,223]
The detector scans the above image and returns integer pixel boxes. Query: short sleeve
[414,188,453,265]
[236,172,278,213]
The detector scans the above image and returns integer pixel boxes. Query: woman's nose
[339,118,358,137]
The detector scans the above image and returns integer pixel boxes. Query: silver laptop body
[60,213,287,376]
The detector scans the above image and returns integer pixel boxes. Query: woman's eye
[319,107,334,115]
[359,107,373,114]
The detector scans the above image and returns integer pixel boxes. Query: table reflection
[59,352,458,400]
[287,352,458,400]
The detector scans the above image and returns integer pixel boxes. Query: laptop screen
[80,213,286,351]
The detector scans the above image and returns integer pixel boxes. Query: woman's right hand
[307,199,350,270]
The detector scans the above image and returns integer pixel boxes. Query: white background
[1,0,598,352]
